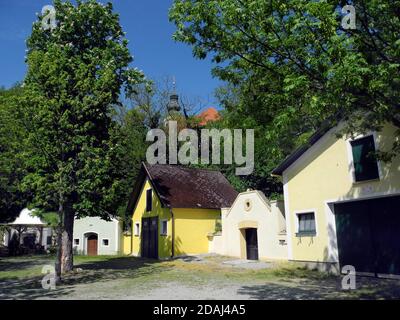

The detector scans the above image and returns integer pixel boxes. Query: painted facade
[126,163,237,259]
[209,190,287,260]
[276,122,400,273]
[73,216,122,255]
[130,178,221,258]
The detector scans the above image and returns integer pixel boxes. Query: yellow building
[125,163,238,259]
[272,122,400,277]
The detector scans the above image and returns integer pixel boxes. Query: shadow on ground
[0,256,168,300]
[0,255,53,272]
[238,276,400,300]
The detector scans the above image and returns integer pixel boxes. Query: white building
[73,216,123,255]
[2,208,53,252]
[209,190,288,260]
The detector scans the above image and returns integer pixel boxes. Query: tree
[0,85,30,223]
[115,107,148,228]
[128,76,207,128]
[169,0,400,165]
[20,0,145,280]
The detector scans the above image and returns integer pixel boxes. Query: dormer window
[350,135,380,182]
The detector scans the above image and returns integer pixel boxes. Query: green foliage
[19,0,146,220]
[0,86,30,223]
[170,0,400,183]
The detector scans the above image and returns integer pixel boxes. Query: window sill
[352,177,380,185]
[160,234,167,237]
[295,231,316,237]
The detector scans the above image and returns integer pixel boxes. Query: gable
[227,190,271,218]
[126,163,238,215]
[283,123,400,201]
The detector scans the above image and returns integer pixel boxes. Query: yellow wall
[131,179,221,258]
[131,179,172,258]
[173,208,221,256]
[121,234,132,255]
[283,123,400,262]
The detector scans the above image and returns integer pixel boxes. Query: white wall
[73,217,121,255]
[210,191,288,260]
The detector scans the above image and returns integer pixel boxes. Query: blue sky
[0,0,222,107]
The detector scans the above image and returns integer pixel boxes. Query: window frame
[295,210,317,237]
[347,133,382,184]
[134,222,140,237]
[160,219,168,236]
[146,188,153,212]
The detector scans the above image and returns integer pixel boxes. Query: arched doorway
[85,233,98,256]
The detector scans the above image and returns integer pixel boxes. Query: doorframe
[245,227,259,260]
[238,221,258,260]
[141,216,159,259]
[239,227,259,260]
[84,231,99,255]
[325,191,400,268]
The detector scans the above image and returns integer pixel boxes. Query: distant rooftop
[197,107,221,126]
[8,208,47,226]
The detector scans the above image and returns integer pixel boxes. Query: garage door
[334,195,400,276]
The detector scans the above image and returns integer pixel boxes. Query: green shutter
[351,136,379,182]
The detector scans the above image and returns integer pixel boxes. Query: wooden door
[141,217,158,259]
[87,234,98,256]
[245,228,259,260]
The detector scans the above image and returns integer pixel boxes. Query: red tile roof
[197,107,221,126]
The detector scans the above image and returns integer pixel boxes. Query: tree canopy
[169,0,400,184]
[18,0,146,274]
[0,85,29,223]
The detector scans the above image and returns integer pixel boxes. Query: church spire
[167,76,181,113]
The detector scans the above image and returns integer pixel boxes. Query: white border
[101,238,110,247]
[83,231,99,255]
[146,188,153,212]
[293,209,318,236]
[345,132,383,184]
[282,176,293,259]
[134,221,140,236]
[160,219,168,236]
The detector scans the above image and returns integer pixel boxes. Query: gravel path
[2,254,400,300]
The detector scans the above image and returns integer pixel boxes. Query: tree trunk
[61,206,74,273]
[55,202,63,284]
[55,225,62,284]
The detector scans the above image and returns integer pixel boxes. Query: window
[160,219,167,236]
[350,135,379,182]
[46,236,52,245]
[146,189,152,212]
[102,239,109,246]
[73,239,80,246]
[134,222,140,236]
[296,212,316,236]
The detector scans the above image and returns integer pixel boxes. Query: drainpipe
[169,207,175,258]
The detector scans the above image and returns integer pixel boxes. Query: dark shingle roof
[127,163,238,214]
